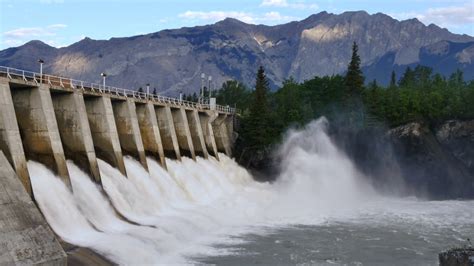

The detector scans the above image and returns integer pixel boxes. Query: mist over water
[28,117,474,264]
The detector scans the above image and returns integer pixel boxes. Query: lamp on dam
[200,73,205,104]
[208,75,212,98]
[146,83,150,100]
[37,59,44,83]
[100,72,107,89]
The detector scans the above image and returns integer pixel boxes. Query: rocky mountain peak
[1,11,473,95]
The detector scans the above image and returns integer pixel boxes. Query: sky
[0,0,473,50]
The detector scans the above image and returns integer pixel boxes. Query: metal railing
[0,65,236,114]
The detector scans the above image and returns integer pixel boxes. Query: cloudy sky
[0,0,473,49]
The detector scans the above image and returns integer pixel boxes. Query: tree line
[212,42,474,158]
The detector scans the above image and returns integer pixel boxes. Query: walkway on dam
[0,65,236,197]
[0,66,235,114]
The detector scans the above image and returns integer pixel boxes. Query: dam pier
[0,65,235,264]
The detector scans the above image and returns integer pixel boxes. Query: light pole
[146,83,150,100]
[208,75,212,99]
[100,72,107,89]
[200,73,205,103]
[38,59,44,83]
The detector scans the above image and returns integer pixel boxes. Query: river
[27,118,474,265]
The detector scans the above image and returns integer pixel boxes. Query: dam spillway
[0,65,236,196]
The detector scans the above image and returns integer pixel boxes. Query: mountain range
[1,11,473,95]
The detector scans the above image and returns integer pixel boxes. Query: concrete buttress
[51,90,101,183]
[10,84,71,189]
[171,107,195,160]
[212,113,232,156]
[200,111,219,160]
[187,110,208,158]
[136,102,167,169]
[0,151,67,265]
[84,95,127,176]
[0,80,31,195]
[156,106,181,160]
[111,99,148,170]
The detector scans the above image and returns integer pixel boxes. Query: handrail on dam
[0,65,235,114]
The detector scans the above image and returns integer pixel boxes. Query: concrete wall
[0,150,67,265]
[212,113,232,156]
[111,99,148,170]
[136,102,167,169]
[84,95,127,176]
[156,106,181,160]
[171,107,195,160]
[51,91,101,183]
[10,84,71,189]
[0,80,31,195]
[200,111,219,160]
[187,110,208,158]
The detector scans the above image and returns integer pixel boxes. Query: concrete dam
[0,65,235,264]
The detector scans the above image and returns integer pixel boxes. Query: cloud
[260,0,318,9]
[420,4,474,25]
[391,2,473,28]
[178,10,298,24]
[179,11,256,23]
[2,24,68,48]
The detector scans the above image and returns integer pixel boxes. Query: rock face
[0,11,473,95]
[436,120,474,175]
[439,247,474,266]
[388,120,474,199]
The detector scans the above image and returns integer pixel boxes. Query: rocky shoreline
[439,247,474,266]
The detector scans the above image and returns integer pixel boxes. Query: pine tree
[153,88,157,95]
[399,67,415,88]
[138,87,143,93]
[244,66,272,148]
[390,70,397,88]
[250,66,270,115]
[344,41,365,127]
[345,41,364,97]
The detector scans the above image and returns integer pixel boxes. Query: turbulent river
[28,118,474,265]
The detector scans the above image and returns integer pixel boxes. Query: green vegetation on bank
[214,42,474,160]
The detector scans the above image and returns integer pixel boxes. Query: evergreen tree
[344,41,365,127]
[243,66,273,149]
[250,66,270,115]
[216,80,251,112]
[399,67,415,88]
[390,70,397,87]
[152,88,157,95]
[345,41,364,97]
[138,87,144,93]
[368,79,378,89]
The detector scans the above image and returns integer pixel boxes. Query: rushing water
[28,118,474,265]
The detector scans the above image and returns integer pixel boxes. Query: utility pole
[146,83,150,100]
[38,59,44,83]
[208,75,212,99]
[200,73,205,103]
[100,72,107,89]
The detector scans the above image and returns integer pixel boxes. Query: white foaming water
[28,117,474,264]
